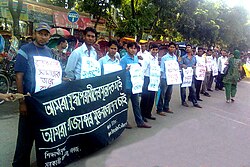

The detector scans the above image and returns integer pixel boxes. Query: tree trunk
[131,0,135,19]
[8,0,23,39]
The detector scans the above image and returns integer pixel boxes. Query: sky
[212,0,250,14]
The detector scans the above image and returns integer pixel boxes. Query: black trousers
[216,72,225,90]
[12,114,35,167]
[140,76,156,118]
[195,78,202,100]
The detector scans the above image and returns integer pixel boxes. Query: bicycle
[0,72,9,104]
[0,57,16,104]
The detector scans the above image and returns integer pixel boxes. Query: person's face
[35,30,50,46]
[221,51,227,57]
[108,44,118,57]
[127,45,137,56]
[151,47,159,57]
[84,31,96,46]
[141,44,147,52]
[186,46,192,53]
[197,49,204,56]
[192,49,196,54]
[123,44,127,49]
[168,45,176,53]
[207,50,212,56]
[61,41,68,49]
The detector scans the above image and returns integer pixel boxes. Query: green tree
[77,0,122,28]
[218,6,250,50]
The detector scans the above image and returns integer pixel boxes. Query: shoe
[143,117,148,122]
[125,122,132,129]
[231,98,235,102]
[197,98,203,101]
[203,92,211,97]
[207,89,213,92]
[145,116,156,120]
[215,88,219,91]
[157,112,167,116]
[164,109,173,114]
[182,102,189,107]
[219,88,225,91]
[137,123,152,128]
[194,104,202,108]
[226,100,230,103]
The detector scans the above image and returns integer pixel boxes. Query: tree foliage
[10,0,250,49]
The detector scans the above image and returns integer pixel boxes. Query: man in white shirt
[140,43,160,121]
[98,40,120,75]
[216,49,228,90]
[137,42,150,67]
[201,49,213,97]
[65,27,98,80]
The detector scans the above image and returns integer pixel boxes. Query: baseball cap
[35,22,51,32]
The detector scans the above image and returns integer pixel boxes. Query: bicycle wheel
[0,73,10,104]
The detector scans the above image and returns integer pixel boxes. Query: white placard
[103,64,122,75]
[148,64,160,91]
[195,56,206,80]
[34,56,62,93]
[206,56,213,71]
[165,60,182,85]
[181,67,193,87]
[129,64,144,94]
[212,59,218,76]
[81,57,101,79]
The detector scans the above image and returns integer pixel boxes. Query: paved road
[1,79,250,167]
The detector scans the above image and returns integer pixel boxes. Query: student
[120,42,151,128]
[140,44,160,121]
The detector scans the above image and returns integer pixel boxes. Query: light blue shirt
[98,53,120,75]
[120,53,139,90]
[160,53,178,79]
[65,43,97,80]
[179,54,197,67]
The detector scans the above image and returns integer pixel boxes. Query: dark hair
[108,40,119,47]
[123,41,127,46]
[57,37,66,45]
[168,42,176,48]
[127,42,138,49]
[150,43,159,49]
[221,49,227,53]
[198,47,203,50]
[83,27,97,36]
[186,44,192,49]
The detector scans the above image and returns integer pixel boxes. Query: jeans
[12,114,35,167]
[126,90,144,125]
[140,76,156,118]
[157,78,173,112]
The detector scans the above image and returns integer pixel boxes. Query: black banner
[27,70,128,167]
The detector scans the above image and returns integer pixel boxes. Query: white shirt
[218,56,228,74]
[142,53,159,77]
[65,43,97,80]
[137,50,151,67]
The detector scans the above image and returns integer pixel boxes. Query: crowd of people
[0,22,249,166]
